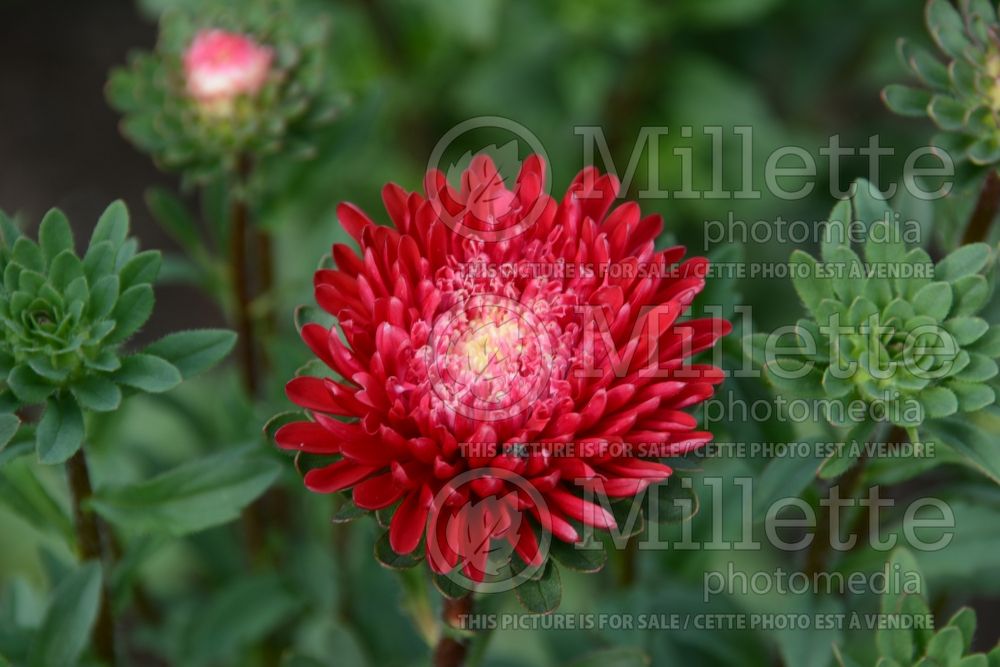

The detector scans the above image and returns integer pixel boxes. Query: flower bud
[183,29,273,116]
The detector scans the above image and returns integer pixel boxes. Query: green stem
[399,569,439,647]
[66,449,116,666]
[803,421,888,576]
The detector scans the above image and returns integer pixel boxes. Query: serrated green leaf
[945,318,989,346]
[647,477,699,523]
[937,243,993,281]
[90,200,129,250]
[882,85,932,117]
[88,275,119,321]
[947,607,977,652]
[145,188,203,255]
[118,250,161,290]
[912,282,953,320]
[925,415,1000,484]
[27,562,102,667]
[11,237,43,273]
[108,284,154,343]
[89,446,281,535]
[38,209,74,265]
[789,250,831,317]
[549,538,607,573]
[112,354,182,393]
[143,329,236,379]
[35,394,84,465]
[927,626,965,664]
[928,95,969,131]
[0,413,20,450]
[921,387,959,418]
[7,365,54,404]
[927,0,971,59]
[373,531,423,569]
[514,559,561,614]
[968,137,1000,165]
[70,375,122,412]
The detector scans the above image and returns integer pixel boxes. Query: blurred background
[1,0,998,665]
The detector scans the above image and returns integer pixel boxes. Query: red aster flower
[276,154,729,583]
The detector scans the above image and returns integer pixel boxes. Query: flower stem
[229,166,259,397]
[66,449,116,665]
[963,168,1000,244]
[433,595,473,667]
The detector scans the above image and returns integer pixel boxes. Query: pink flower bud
[183,29,273,115]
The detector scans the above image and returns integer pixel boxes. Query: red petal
[390,485,433,554]
[353,472,405,509]
[274,421,340,454]
[304,460,379,494]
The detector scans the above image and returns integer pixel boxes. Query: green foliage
[106,0,344,185]
[0,203,235,464]
[745,181,999,446]
[884,0,1000,165]
[27,562,102,667]
[865,548,1000,667]
[88,446,281,535]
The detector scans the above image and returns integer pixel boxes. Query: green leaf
[936,243,993,282]
[145,188,203,254]
[373,531,423,569]
[182,575,302,665]
[921,387,958,419]
[951,275,990,317]
[108,284,154,343]
[565,647,651,667]
[12,237,44,273]
[753,447,822,522]
[90,200,129,250]
[968,137,1000,165]
[27,562,102,667]
[898,38,950,89]
[945,318,989,346]
[924,416,1000,485]
[789,250,831,317]
[948,381,995,411]
[926,627,965,664]
[6,365,54,404]
[38,209,74,265]
[514,559,561,614]
[0,413,20,450]
[947,607,977,652]
[48,250,84,290]
[88,275,119,321]
[89,446,281,535]
[821,199,852,263]
[35,394,84,465]
[882,85,932,118]
[549,538,607,573]
[928,95,968,131]
[144,329,236,379]
[70,375,122,412]
[331,497,368,524]
[926,0,970,59]
[112,354,182,393]
[912,282,953,320]
[118,250,161,290]
[647,476,699,523]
